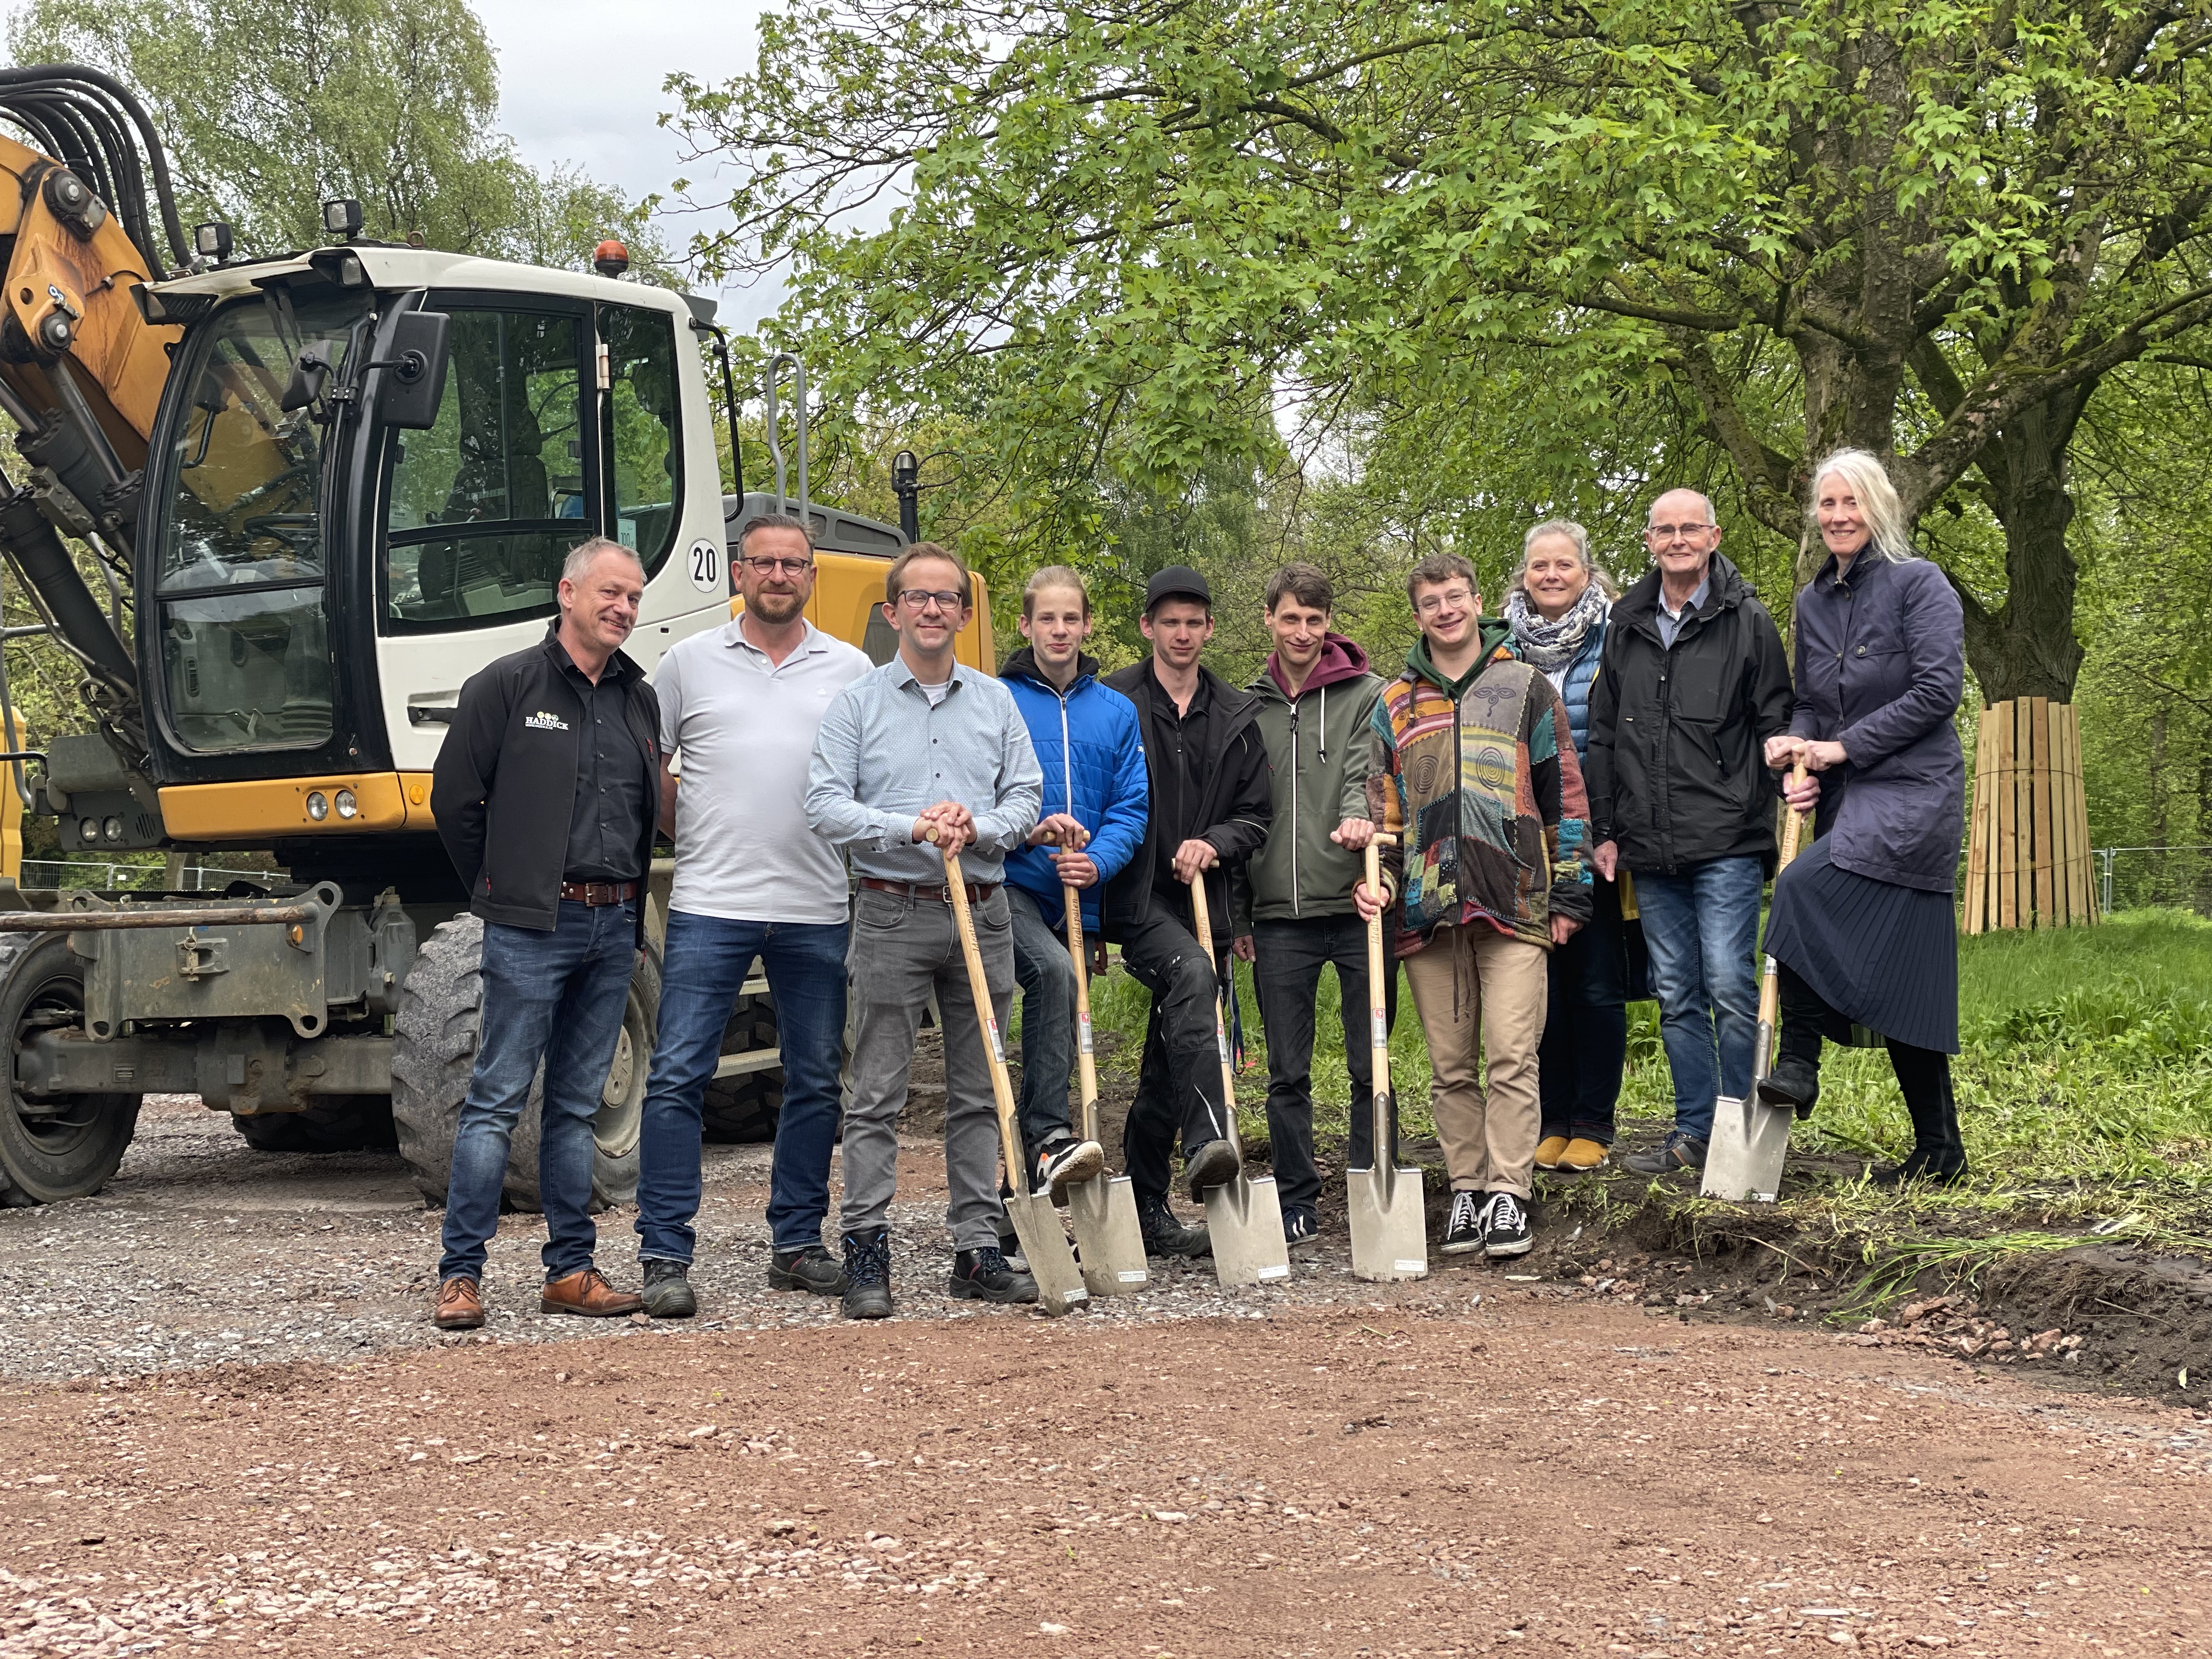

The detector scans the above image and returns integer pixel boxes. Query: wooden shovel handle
[1063,883,1099,1142]
[1185,870,1240,1156]
[930,831,1026,1181]
[1362,842,1391,1101]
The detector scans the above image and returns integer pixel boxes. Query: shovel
[1347,836,1427,1281]
[932,830,1088,1314]
[1186,871,1291,1289]
[1701,756,1809,1204]
[1062,884,1149,1297]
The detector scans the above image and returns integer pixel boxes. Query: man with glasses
[631,513,872,1316]
[1583,490,1795,1175]
[806,542,1043,1318]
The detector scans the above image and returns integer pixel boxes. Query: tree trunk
[1956,401,2087,706]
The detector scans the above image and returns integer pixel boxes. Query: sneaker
[949,1245,1040,1305]
[1480,1192,1533,1257]
[1183,1137,1241,1201]
[1624,1133,1708,1176]
[766,1245,849,1297]
[640,1259,696,1319]
[1558,1137,1610,1172]
[1137,1193,1212,1260]
[1283,1208,1320,1252]
[1756,1056,1821,1120]
[1441,1190,1484,1255]
[1035,1137,1105,1201]
[840,1228,894,1321]
[1534,1135,1571,1171]
[995,1228,1030,1274]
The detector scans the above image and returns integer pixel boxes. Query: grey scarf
[1505,584,1608,673]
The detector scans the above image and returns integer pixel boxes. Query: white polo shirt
[656,616,871,923]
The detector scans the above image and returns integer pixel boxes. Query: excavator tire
[232,1097,399,1154]
[390,915,647,1211]
[700,992,782,1143]
[0,932,140,1205]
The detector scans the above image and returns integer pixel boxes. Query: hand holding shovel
[927,826,1088,1313]
[1348,834,1426,1280]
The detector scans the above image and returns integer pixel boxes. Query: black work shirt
[556,640,651,883]
[1143,666,1215,905]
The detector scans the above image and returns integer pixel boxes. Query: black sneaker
[840,1228,893,1321]
[1479,1192,1532,1258]
[1137,1193,1212,1259]
[1441,1190,1484,1255]
[1756,1056,1821,1120]
[1624,1133,1708,1176]
[767,1245,850,1297]
[1035,1137,1105,1202]
[640,1258,696,1319]
[949,1245,1039,1305]
[1283,1208,1320,1252]
[1183,1137,1241,1201]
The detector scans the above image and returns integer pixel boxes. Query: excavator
[0,63,992,1207]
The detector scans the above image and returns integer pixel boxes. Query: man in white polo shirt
[633,512,870,1317]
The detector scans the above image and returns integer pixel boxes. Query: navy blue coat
[1787,550,1965,893]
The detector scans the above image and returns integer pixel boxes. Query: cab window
[602,304,681,570]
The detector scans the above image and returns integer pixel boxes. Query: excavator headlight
[334,789,359,820]
[193,221,233,262]
[101,817,123,844]
[76,816,99,844]
[304,791,329,822]
[321,198,364,240]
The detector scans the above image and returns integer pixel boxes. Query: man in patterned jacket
[1355,552,1593,1259]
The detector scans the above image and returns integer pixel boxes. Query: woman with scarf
[1505,519,1628,1173]
[1757,449,1968,1183]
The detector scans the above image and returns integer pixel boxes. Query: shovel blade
[1203,1174,1291,1288]
[1066,1175,1149,1298]
[1003,1193,1090,1316]
[1699,1093,1792,1203]
[1346,1164,1429,1281]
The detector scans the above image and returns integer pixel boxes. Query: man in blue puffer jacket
[1001,566,1150,1199]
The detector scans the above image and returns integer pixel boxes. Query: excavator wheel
[232,1097,399,1155]
[0,933,141,1205]
[390,915,646,1211]
[700,992,783,1143]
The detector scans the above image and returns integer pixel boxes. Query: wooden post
[2068,703,2097,924]
[1964,708,1990,935]
[1995,700,2018,931]
[2029,696,2054,927]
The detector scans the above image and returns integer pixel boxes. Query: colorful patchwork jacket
[1367,620,1594,953]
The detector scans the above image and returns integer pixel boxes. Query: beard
[748,589,806,625]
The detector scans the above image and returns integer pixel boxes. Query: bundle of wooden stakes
[1963,697,2096,933]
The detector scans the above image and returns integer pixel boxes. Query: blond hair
[1808,448,1914,563]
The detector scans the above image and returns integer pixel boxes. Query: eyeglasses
[742,555,814,575]
[1414,587,1475,615]
[898,589,966,613]
[1646,522,1715,542]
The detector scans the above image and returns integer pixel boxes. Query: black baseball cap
[1144,565,1212,613]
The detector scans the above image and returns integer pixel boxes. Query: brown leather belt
[860,876,997,905]
[559,880,638,906]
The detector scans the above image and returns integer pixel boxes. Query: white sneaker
[1441,1190,1485,1255]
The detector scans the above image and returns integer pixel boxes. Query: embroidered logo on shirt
[524,710,570,732]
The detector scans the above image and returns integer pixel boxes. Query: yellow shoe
[1559,1137,1610,1172]
[1534,1135,1570,1171]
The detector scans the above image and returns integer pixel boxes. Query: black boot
[640,1258,696,1319]
[1136,1192,1211,1259]
[1756,1054,1821,1118]
[1875,1041,1967,1185]
[1764,965,1828,1119]
[840,1228,894,1320]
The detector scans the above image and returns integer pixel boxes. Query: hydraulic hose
[0,485,134,685]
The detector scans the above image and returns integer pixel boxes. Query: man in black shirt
[427,537,660,1329]
[1102,567,1273,1257]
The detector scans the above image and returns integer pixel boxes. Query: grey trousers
[841,884,1015,1251]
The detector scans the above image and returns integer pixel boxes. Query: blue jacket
[1000,647,1149,934]
[1555,612,1607,760]
[1788,550,1964,893]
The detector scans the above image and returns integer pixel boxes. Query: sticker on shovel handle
[1078,1011,1093,1055]
[1215,1026,1229,1064]
[1372,1011,1389,1047]
[985,1014,1006,1065]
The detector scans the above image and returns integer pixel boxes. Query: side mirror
[280,351,330,413]
[371,310,451,430]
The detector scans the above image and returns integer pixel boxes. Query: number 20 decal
[687,538,723,592]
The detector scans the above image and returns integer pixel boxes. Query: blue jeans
[635,910,849,1260]
[439,901,637,1284]
[1632,857,1762,1142]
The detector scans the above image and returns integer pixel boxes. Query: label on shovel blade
[985,1014,1006,1064]
[1077,1011,1093,1054]
[1394,1259,1425,1272]
[1116,1269,1147,1283]
[1066,1289,1090,1303]
[1257,1263,1290,1280]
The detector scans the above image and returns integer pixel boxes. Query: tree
[669,0,2212,703]
[10,0,668,273]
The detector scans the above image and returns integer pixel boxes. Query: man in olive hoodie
[1230,563,1392,1250]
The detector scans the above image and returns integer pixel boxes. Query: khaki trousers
[1402,921,1548,1198]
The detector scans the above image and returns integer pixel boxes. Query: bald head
[1647,489,1714,531]
[1643,488,1722,594]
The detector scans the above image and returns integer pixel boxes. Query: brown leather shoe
[433,1277,485,1330]
[540,1267,644,1318]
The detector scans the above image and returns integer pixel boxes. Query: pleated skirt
[1763,835,1960,1054]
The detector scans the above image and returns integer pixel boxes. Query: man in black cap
[1102,566,1273,1257]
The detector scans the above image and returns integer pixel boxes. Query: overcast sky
[473,0,783,327]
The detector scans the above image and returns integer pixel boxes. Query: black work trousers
[1119,906,1233,1203]
[1250,912,1400,1216]
[1776,962,1963,1171]
[1537,872,1628,1146]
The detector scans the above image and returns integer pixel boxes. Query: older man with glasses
[1583,491,1795,1175]
[631,514,873,1317]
